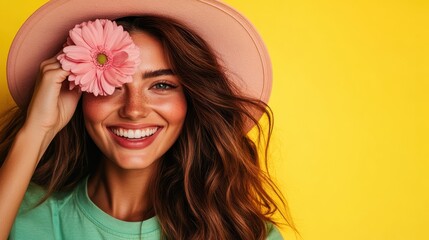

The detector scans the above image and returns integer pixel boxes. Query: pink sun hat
[7,0,272,111]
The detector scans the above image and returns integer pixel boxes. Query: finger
[41,61,62,74]
[40,57,59,69]
[41,68,70,85]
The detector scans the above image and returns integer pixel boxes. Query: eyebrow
[143,69,175,79]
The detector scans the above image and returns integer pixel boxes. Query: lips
[111,127,158,139]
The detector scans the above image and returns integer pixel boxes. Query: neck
[87,162,156,222]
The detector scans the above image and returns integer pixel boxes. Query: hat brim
[7,0,272,112]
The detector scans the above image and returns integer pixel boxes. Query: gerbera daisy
[58,19,140,96]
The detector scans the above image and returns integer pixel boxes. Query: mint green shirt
[10,179,283,239]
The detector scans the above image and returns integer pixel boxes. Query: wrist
[18,123,56,153]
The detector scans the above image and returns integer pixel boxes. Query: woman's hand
[24,56,82,138]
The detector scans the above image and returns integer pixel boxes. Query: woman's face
[82,31,187,171]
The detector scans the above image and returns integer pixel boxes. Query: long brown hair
[0,16,295,240]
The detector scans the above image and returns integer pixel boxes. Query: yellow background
[1,0,428,239]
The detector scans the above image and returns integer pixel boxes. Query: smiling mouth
[111,127,158,139]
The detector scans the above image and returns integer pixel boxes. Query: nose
[118,83,150,120]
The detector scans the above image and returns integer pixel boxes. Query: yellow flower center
[96,53,108,65]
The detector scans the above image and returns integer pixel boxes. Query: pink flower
[58,19,140,96]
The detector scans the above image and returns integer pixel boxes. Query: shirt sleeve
[266,223,284,240]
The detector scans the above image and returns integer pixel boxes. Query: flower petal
[92,19,105,48]
[69,28,91,49]
[68,80,77,90]
[112,51,128,65]
[70,62,94,74]
[100,74,115,95]
[79,69,96,86]
[104,68,125,86]
[81,25,100,49]
[113,62,137,76]
[63,46,91,62]
[104,24,125,50]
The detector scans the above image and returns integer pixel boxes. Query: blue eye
[152,82,176,90]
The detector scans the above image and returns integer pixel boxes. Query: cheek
[154,94,187,125]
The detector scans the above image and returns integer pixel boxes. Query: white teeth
[128,129,134,138]
[112,127,158,139]
[135,129,142,138]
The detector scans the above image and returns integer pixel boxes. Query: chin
[106,154,161,172]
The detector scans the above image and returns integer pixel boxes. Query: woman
[0,0,295,239]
